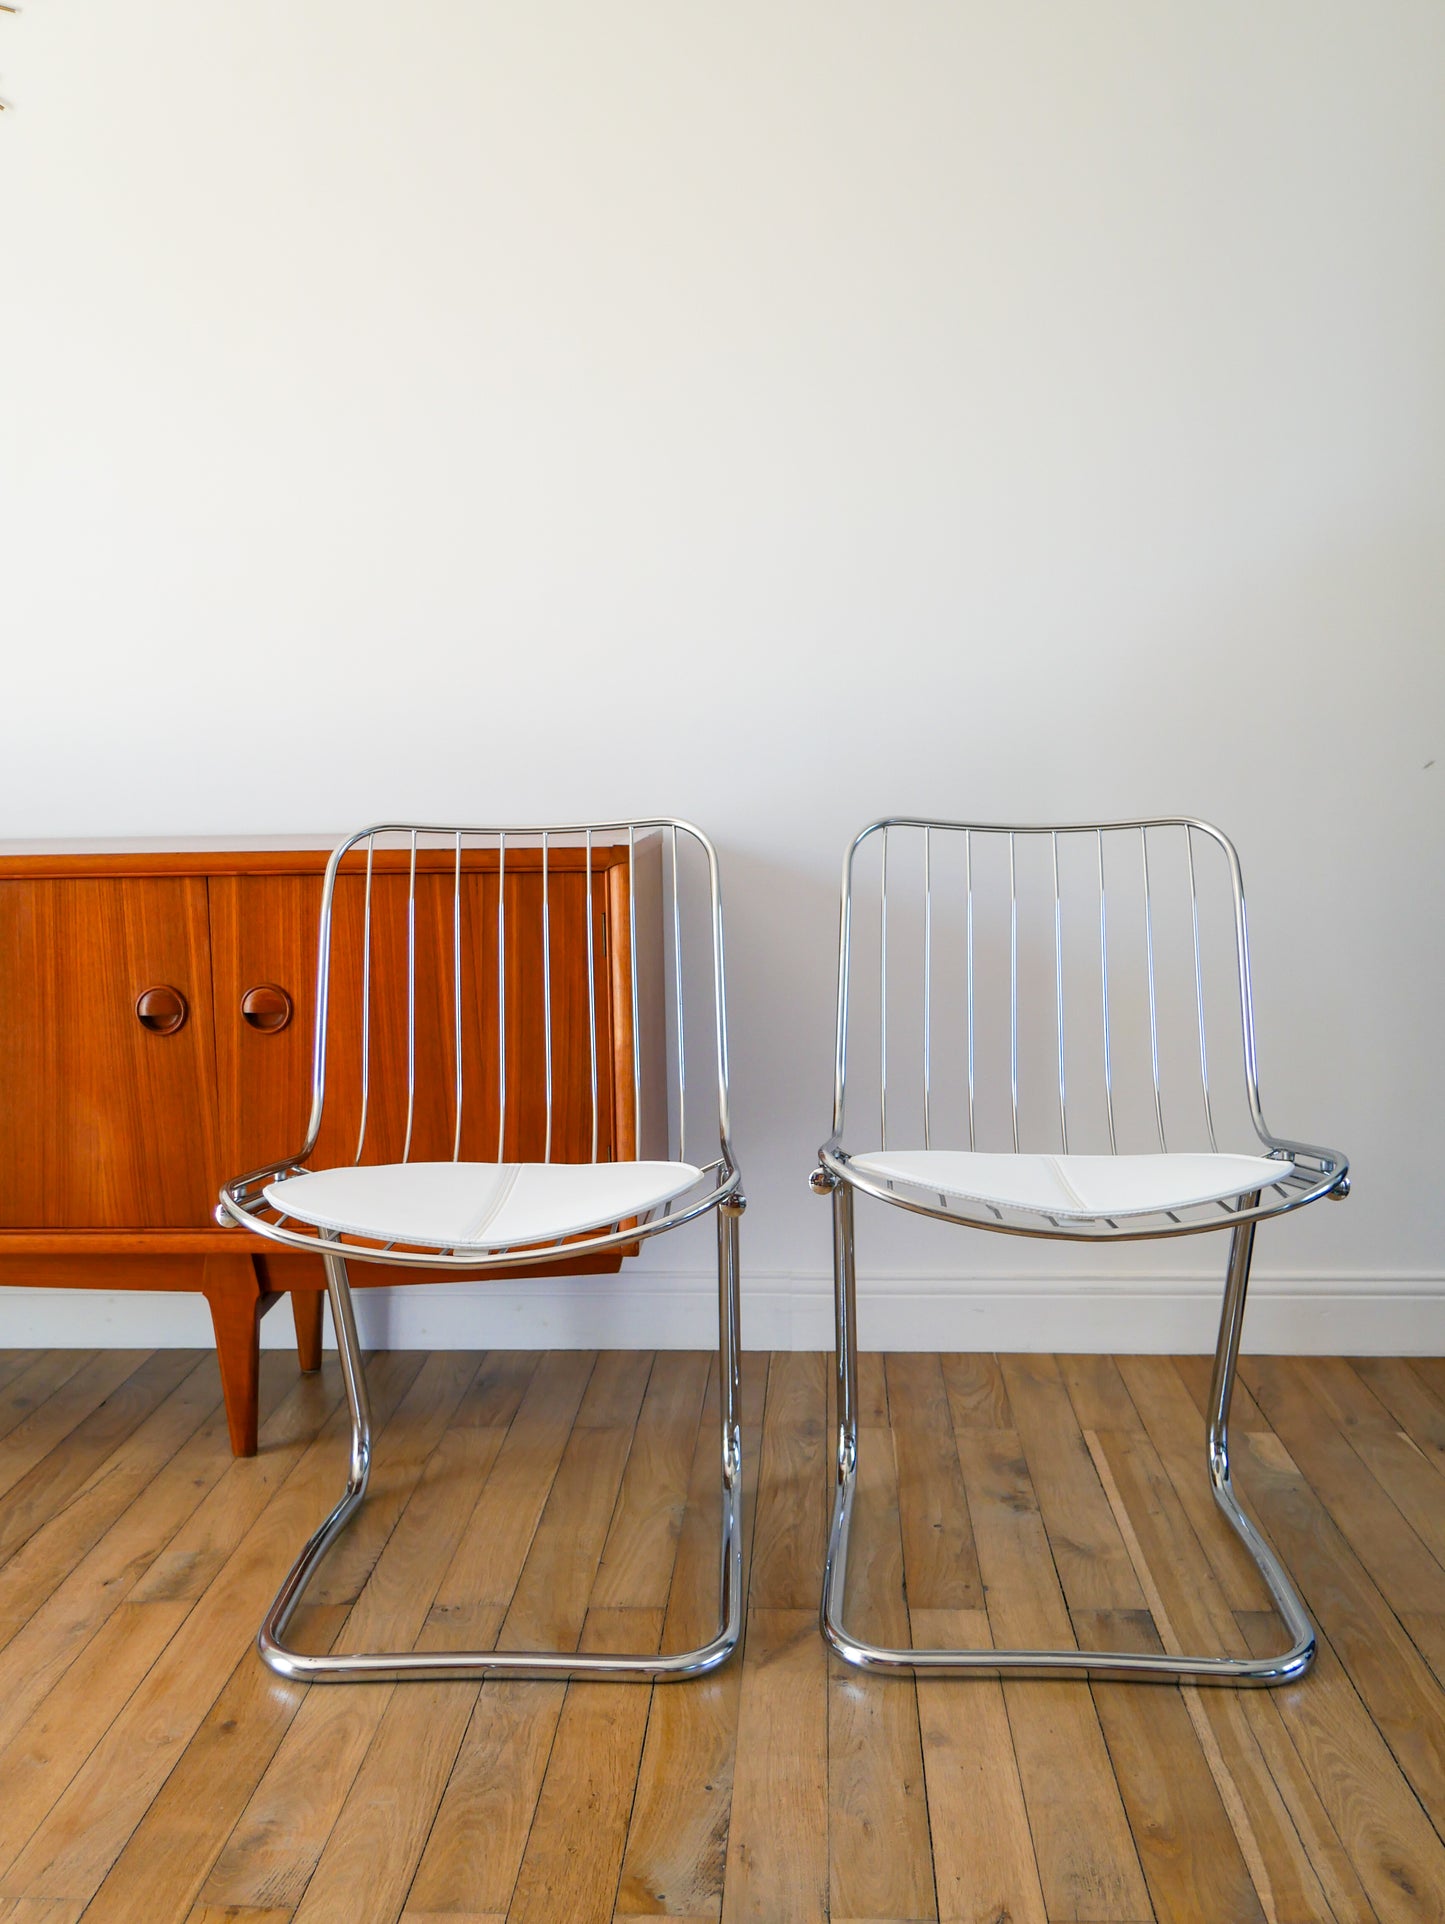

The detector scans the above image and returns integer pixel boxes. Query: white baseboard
[2,1272,1442,1355]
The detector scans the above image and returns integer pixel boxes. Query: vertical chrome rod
[1008,832,1019,1153]
[1053,830,1068,1153]
[402,830,418,1164]
[1141,827,1167,1152]
[671,824,686,1166]
[879,827,889,1150]
[354,836,374,1165]
[718,1199,745,1666]
[325,1241,373,1490]
[826,1181,860,1631]
[922,826,933,1151]
[542,831,553,1163]
[833,1183,858,1486]
[628,825,641,1160]
[585,828,598,1163]
[496,832,507,1162]
[1098,829,1117,1155]
[719,1205,742,1476]
[1202,1190,1312,1655]
[1187,826,1219,1152]
[1208,1203,1257,1488]
[452,831,464,1161]
[965,828,975,1152]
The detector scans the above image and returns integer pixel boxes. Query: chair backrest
[292,820,734,1179]
[830,817,1282,1160]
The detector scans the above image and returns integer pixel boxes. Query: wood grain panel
[1272,1355,1445,1594]
[829,1419,935,1922]
[590,1350,709,1612]
[0,1351,153,1507]
[408,1355,652,1922]
[288,1679,475,1924]
[122,1361,344,1608]
[1117,1354,1276,1613]
[0,1353,95,1445]
[1081,1607,1267,1924]
[613,1359,756,1920]
[1001,1352,1146,1613]
[1351,1354,1445,1473]
[63,1607,346,1924]
[1245,1354,1445,1619]
[0,1352,227,1647]
[0,879,220,1226]
[1231,1426,1445,1840]
[956,1428,1152,1923]
[938,1352,1014,1431]
[505,1609,662,1924]
[748,1351,828,1611]
[883,1352,981,1616]
[1088,1423,1360,1924]
[1239,1611,1445,1924]
[0,1359,302,1760]
[913,1607,1046,1924]
[0,1353,424,1907]
[201,1355,483,1913]
[721,1608,828,1924]
[0,1350,202,1569]
[404,1680,564,1921]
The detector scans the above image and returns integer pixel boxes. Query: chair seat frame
[217,819,744,1684]
[816,815,1350,1687]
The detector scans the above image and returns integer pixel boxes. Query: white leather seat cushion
[849,1149,1294,1220]
[264,1159,703,1249]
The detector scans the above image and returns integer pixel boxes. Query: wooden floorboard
[1,1347,1444,1921]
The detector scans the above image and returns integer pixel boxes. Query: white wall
[3,2,1442,1351]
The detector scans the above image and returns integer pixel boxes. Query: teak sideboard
[0,842,658,1453]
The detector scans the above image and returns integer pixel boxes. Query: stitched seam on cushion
[1045,1157,1093,1215]
[461,1164,521,1243]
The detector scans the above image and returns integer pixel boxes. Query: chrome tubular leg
[330,1245,373,1495]
[256,1212,745,1686]
[822,1184,861,1656]
[820,1189,1316,1686]
[257,1245,372,1675]
[1201,1204,1316,1679]
[716,1198,745,1657]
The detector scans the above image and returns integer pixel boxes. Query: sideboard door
[209,864,624,1182]
[0,878,221,1226]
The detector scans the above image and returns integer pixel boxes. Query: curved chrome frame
[218,818,744,1684]
[817,816,1349,1686]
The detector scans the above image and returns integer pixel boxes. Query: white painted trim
[2,1272,1442,1355]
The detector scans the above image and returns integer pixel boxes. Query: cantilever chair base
[225,817,747,1686]
[258,1205,745,1685]
[820,1181,1317,1689]
[817,815,1348,1691]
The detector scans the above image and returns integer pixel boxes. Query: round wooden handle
[135,985,188,1035]
[241,984,293,1033]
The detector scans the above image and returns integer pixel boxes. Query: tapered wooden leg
[202,1255,267,1457]
[291,1287,324,1372]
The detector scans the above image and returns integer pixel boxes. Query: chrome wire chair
[814,817,1349,1686]
[218,819,743,1683]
